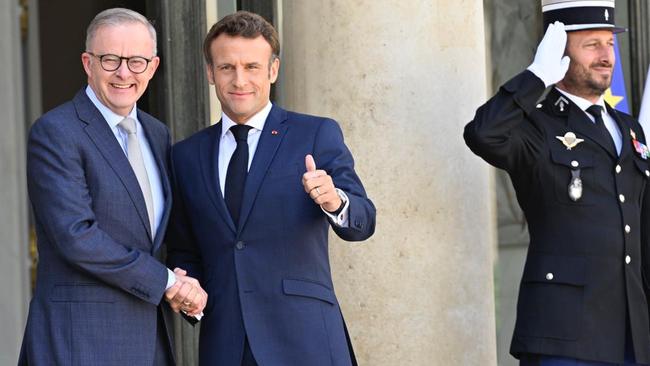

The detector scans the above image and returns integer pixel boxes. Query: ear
[147,56,160,77]
[269,57,280,84]
[81,52,93,77]
[205,63,215,85]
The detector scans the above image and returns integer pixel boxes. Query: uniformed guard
[465,0,650,365]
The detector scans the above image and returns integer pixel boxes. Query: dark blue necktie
[225,124,252,226]
[586,105,616,153]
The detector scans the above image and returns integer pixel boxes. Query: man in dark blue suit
[167,11,376,366]
[19,8,206,366]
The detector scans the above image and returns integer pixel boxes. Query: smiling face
[81,22,159,116]
[206,34,279,124]
[557,29,615,103]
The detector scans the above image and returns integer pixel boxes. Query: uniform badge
[554,96,569,112]
[568,169,582,202]
[556,132,584,150]
[631,129,649,160]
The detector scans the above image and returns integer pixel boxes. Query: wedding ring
[315,187,321,195]
[182,301,191,306]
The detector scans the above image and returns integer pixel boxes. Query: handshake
[164,267,207,318]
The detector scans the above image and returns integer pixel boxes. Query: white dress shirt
[218,102,349,226]
[556,88,623,155]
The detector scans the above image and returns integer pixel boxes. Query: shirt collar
[555,87,606,113]
[85,85,138,130]
[220,101,273,139]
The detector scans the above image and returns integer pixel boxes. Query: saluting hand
[302,154,342,213]
[528,21,570,87]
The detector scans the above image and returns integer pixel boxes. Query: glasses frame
[86,52,153,74]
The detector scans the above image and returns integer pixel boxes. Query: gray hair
[85,8,157,55]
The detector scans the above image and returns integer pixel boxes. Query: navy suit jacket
[19,89,174,365]
[167,106,376,366]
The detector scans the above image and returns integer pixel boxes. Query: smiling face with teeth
[81,22,159,116]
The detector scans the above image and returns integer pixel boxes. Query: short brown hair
[203,11,280,65]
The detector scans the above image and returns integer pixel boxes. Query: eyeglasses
[86,52,153,74]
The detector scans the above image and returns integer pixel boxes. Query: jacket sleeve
[313,118,376,241]
[27,116,168,305]
[463,70,547,172]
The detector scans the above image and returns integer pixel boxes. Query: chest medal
[631,129,649,160]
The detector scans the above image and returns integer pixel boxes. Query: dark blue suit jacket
[19,89,173,365]
[167,106,376,366]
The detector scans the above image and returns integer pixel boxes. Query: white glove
[527,21,570,87]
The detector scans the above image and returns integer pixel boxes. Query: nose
[599,44,614,65]
[115,59,132,78]
[232,67,247,88]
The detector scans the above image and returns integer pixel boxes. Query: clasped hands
[164,268,207,317]
[302,154,342,213]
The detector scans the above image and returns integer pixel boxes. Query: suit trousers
[153,309,173,366]
[242,337,258,366]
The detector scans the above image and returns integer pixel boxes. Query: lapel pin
[271,130,279,135]
[556,132,584,150]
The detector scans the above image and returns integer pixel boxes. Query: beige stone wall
[0,0,30,363]
[278,1,497,364]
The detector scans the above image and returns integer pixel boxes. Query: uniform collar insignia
[556,132,584,150]
[554,96,569,112]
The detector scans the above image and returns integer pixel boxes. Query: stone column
[0,0,30,363]
[278,1,497,365]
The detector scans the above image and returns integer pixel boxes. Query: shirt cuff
[322,188,349,227]
[165,268,176,290]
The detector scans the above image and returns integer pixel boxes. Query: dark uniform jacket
[464,70,650,364]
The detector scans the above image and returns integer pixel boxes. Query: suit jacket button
[545,273,554,280]
[235,241,245,250]
[625,255,631,264]
[616,165,622,174]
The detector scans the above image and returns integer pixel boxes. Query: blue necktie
[225,124,252,226]
[586,105,616,153]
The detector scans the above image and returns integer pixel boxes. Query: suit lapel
[238,107,289,232]
[607,105,632,161]
[199,122,237,233]
[138,111,172,249]
[74,90,153,241]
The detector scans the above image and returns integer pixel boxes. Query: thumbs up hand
[302,154,342,212]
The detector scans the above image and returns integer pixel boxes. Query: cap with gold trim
[542,0,626,33]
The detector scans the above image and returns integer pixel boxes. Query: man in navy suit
[167,11,376,366]
[19,8,205,366]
